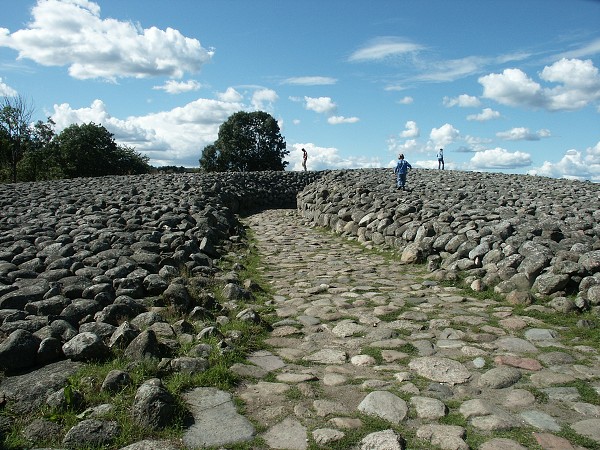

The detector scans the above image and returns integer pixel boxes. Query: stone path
[223,209,600,450]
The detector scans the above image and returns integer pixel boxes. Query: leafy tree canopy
[200,111,288,172]
[55,122,150,178]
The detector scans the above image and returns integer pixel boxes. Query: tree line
[1,95,290,184]
[0,95,151,183]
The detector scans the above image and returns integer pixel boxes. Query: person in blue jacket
[394,153,412,190]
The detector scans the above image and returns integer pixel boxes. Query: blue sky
[1,0,599,180]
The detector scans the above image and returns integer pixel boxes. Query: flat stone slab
[495,337,539,354]
[520,410,561,431]
[409,357,471,384]
[182,387,255,448]
[358,390,408,424]
[570,418,600,443]
[263,417,307,450]
[247,350,286,371]
[303,349,347,364]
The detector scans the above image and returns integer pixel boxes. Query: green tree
[112,145,151,175]
[18,118,60,181]
[0,95,34,183]
[199,111,288,172]
[55,122,150,178]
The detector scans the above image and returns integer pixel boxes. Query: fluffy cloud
[282,76,337,85]
[479,58,600,111]
[304,96,337,115]
[400,120,419,138]
[349,36,423,62]
[443,94,481,108]
[251,89,278,111]
[51,96,243,167]
[288,143,381,171]
[217,87,244,103]
[479,68,544,108]
[0,77,17,96]
[387,138,420,156]
[0,0,213,80]
[430,123,459,147]
[397,96,413,105]
[327,116,359,124]
[496,127,551,141]
[527,141,600,181]
[470,147,532,169]
[153,80,201,94]
[466,108,501,121]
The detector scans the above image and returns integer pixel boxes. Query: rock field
[298,169,600,309]
[0,168,598,449]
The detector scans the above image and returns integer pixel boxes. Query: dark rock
[131,378,176,430]
[162,281,193,310]
[22,417,63,444]
[124,329,165,361]
[62,419,120,448]
[79,321,117,341]
[101,369,132,393]
[0,360,83,413]
[60,299,102,325]
[0,282,48,309]
[46,386,85,412]
[62,332,110,362]
[37,337,64,364]
[108,321,139,349]
[0,329,41,372]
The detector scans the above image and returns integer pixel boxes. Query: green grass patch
[359,346,384,365]
[565,379,600,405]
[557,427,600,449]
[514,306,600,349]
[465,427,543,450]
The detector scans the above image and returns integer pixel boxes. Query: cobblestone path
[233,209,600,450]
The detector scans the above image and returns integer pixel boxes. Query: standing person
[437,148,444,170]
[302,148,308,171]
[394,153,412,190]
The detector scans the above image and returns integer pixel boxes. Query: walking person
[302,148,308,171]
[394,153,412,191]
[437,148,444,170]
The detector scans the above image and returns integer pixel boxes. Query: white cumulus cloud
[304,96,337,115]
[479,58,600,111]
[289,143,381,171]
[217,87,243,103]
[50,96,244,167]
[327,116,359,124]
[153,80,202,94]
[527,141,600,181]
[470,147,532,169]
[0,0,213,81]
[251,88,278,111]
[430,123,459,148]
[397,96,413,105]
[443,94,481,108]
[496,127,551,141]
[467,107,501,121]
[400,120,419,138]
